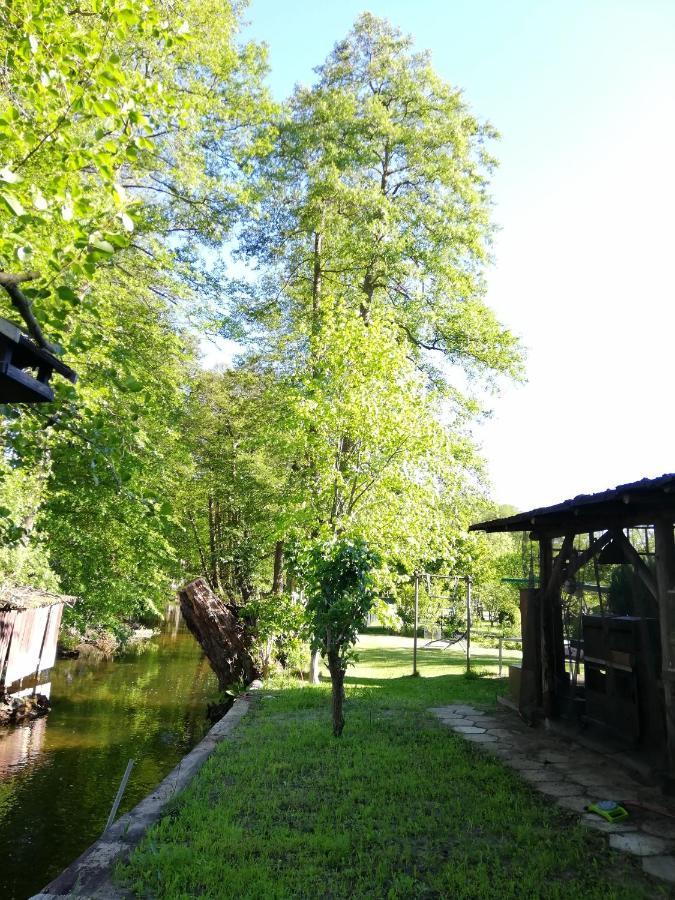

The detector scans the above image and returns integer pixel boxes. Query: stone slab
[486,728,515,739]
[579,813,636,834]
[609,832,671,857]
[539,781,583,798]
[452,725,485,734]
[501,756,545,771]
[463,733,498,744]
[30,684,261,898]
[642,855,675,883]
[640,819,675,841]
[520,768,560,784]
[556,795,594,813]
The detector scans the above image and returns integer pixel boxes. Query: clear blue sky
[224,0,675,511]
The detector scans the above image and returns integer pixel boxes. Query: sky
[208,0,675,512]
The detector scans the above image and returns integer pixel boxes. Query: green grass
[119,636,663,899]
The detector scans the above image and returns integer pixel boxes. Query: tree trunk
[207,495,219,590]
[178,577,259,690]
[327,649,345,736]
[272,540,284,594]
[310,649,321,684]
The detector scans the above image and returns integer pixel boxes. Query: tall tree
[228,14,522,560]
[208,16,524,699]
[0,0,273,626]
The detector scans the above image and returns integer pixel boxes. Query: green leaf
[89,238,115,254]
[118,211,134,232]
[56,285,79,305]
[121,376,143,392]
[0,191,25,216]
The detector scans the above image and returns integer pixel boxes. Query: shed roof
[0,318,77,382]
[470,473,675,536]
[0,585,77,612]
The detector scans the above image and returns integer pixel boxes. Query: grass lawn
[119,635,664,899]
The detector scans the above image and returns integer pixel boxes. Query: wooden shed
[470,473,675,788]
[0,586,75,690]
[0,317,76,403]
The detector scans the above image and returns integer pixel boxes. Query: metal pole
[413,572,419,676]
[466,577,472,673]
[104,758,135,833]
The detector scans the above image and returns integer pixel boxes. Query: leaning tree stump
[178,578,258,690]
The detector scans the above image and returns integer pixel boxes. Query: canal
[0,608,218,899]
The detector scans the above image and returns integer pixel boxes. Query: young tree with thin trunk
[305,538,379,736]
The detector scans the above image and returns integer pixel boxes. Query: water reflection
[0,613,217,900]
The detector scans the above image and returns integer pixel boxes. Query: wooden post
[413,573,419,677]
[466,577,472,673]
[539,537,555,717]
[654,519,675,785]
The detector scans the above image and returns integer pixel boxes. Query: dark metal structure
[471,473,675,785]
[0,317,76,403]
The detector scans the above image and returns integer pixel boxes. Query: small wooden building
[0,317,76,403]
[0,586,74,690]
[470,473,675,787]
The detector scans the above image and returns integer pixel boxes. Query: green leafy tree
[0,0,271,348]
[0,0,272,628]
[304,537,379,735]
[228,13,522,549]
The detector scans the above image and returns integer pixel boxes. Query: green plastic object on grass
[587,800,629,823]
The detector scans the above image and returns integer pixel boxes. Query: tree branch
[0,272,58,352]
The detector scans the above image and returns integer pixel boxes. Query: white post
[413,572,419,676]
[466,577,472,673]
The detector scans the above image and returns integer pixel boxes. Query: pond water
[0,606,218,899]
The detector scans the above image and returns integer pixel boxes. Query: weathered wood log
[178,577,259,690]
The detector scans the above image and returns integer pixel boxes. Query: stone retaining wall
[31,682,261,899]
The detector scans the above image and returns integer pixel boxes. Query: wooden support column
[539,537,556,717]
[654,519,675,785]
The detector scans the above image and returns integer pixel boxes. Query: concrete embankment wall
[31,683,260,899]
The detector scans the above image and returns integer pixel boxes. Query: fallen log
[178,577,259,690]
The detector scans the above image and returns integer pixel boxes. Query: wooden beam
[564,530,614,581]
[611,529,658,600]
[654,519,675,783]
[544,533,575,598]
[539,537,556,718]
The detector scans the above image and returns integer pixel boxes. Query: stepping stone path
[429,703,675,886]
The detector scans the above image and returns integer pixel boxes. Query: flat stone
[537,751,571,765]
[539,781,582,798]
[609,832,671,857]
[520,768,560,784]
[463,733,498,743]
[445,705,480,715]
[486,728,514,739]
[641,819,675,842]
[557,795,594,813]
[503,756,545,771]
[453,725,485,734]
[490,745,517,759]
[436,716,472,725]
[642,855,675,883]
[580,813,636,833]
[574,768,625,788]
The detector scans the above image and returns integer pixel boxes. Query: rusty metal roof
[0,585,77,611]
[470,473,675,535]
